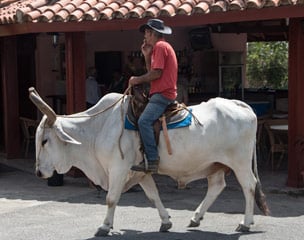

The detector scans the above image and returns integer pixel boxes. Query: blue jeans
[138,93,174,162]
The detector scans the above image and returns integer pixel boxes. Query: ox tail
[253,139,271,216]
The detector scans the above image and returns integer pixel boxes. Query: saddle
[126,84,190,154]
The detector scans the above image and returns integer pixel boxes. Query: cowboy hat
[139,19,172,35]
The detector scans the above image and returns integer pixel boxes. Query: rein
[45,86,132,160]
[36,120,48,170]
[38,85,203,161]
[58,85,132,119]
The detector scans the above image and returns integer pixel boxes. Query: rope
[185,106,203,126]
[36,120,48,169]
[158,104,203,155]
[49,86,132,160]
[173,103,203,127]
[58,85,132,119]
[41,86,202,161]
[118,91,127,159]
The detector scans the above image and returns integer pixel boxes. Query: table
[270,125,288,131]
[272,113,288,119]
[268,123,288,170]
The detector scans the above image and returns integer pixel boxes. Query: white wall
[35,33,60,104]
[212,33,247,51]
[85,27,193,68]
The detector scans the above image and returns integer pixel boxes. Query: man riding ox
[129,19,178,173]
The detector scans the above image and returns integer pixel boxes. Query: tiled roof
[0,0,303,25]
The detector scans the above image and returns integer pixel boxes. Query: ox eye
[42,139,48,146]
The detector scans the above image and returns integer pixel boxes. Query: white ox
[29,87,269,237]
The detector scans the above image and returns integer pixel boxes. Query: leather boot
[131,160,159,173]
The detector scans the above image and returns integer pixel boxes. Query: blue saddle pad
[125,109,192,131]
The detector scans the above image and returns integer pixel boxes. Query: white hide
[33,92,261,235]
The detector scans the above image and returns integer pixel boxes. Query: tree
[246,42,288,89]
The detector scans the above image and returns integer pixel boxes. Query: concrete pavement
[1,157,304,240]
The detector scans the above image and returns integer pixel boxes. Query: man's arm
[129,69,162,85]
[141,40,152,71]
[129,39,163,86]
[144,54,151,71]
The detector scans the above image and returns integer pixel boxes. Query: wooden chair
[256,118,267,163]
[256,113,272,164]
[264,119,288,171]
[19,117,39,158]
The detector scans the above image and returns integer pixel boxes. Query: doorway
[0,56,4,153]
[0,34,37,156]
[95,51,122,91]
[17,34,37,119]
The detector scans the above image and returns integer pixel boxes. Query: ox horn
[28,87,57,126]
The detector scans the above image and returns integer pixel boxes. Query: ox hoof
[188,219,200,228]
[159,222,172,232]
[236,224,250,232]
[95,226,111,237]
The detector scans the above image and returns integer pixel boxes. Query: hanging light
[52,33,59,48]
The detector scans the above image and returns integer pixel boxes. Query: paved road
[1,165,304,240]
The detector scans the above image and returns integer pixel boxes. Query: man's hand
[141,40,152,58]
[129,69,162,87]
[129,76,141,86]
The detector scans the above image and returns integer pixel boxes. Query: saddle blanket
[124,109,192,131]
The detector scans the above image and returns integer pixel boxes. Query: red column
[65,32,86,114]
[287,18,304,188]
[0,37,20,158]
[64,32,86,177]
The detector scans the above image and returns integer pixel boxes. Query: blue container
[247,101,270,117]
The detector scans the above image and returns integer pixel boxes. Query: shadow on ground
[83,229,265,240]
[1,163,304,219]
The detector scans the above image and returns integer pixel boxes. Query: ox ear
[54,124,81,145]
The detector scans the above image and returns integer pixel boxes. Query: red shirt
[150,39,178,100]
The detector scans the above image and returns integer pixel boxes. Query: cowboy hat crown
[139,19,172,35]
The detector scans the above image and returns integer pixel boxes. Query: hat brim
[139,24,172,35]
